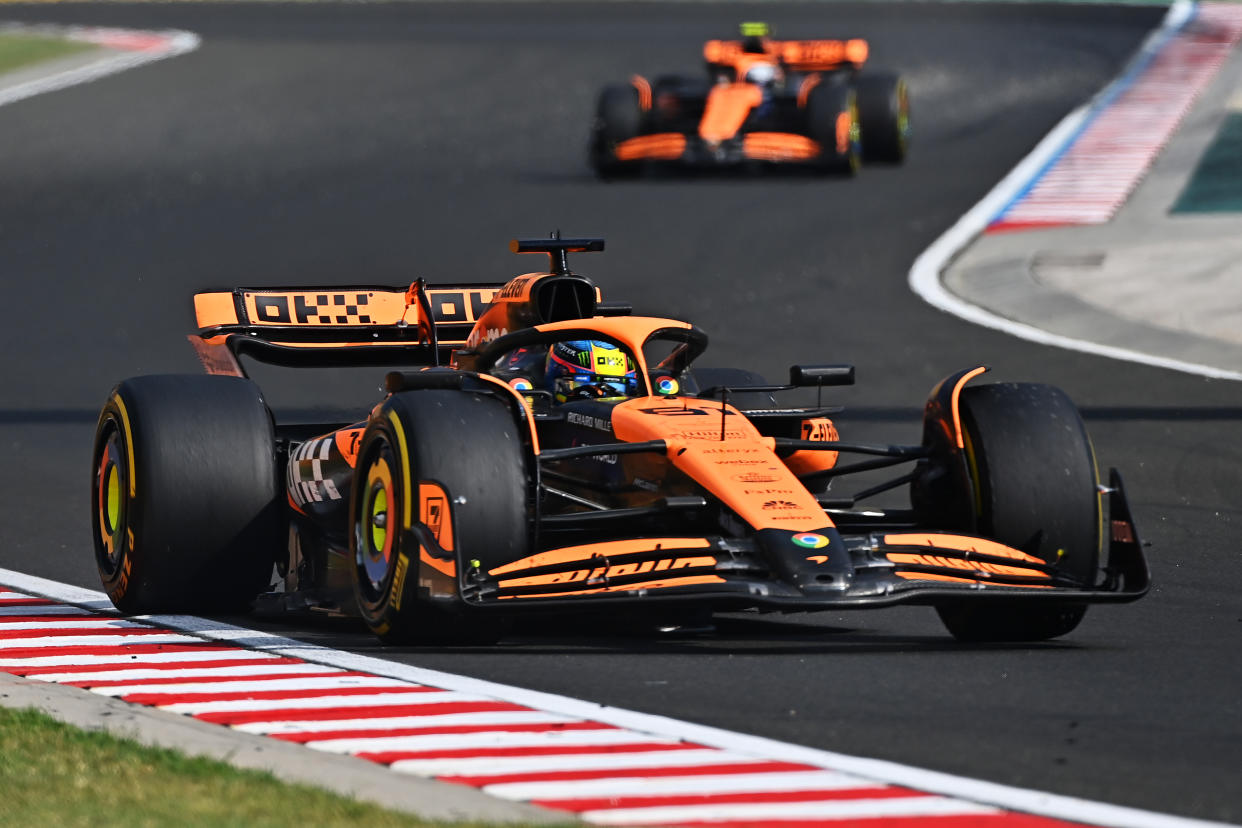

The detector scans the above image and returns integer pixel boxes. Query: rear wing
[189,235,612,377]
[190,282,501,375]
[703,38,869,73]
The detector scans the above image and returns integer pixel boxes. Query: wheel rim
[94,427,127,575]
[895,81,910,152]
[356,446,397,601]
[848,96,862,171]
[370,486,388,552]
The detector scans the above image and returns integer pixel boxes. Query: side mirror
[789,364,855,387]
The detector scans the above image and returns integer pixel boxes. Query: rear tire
[935,383,1101,641]
[856,74,909,163]
[351,390,530,644]
[91,375,280,615]
[591,84,643,178]
[805,82,860,175]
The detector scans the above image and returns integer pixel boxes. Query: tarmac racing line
[0,570,1235,828]
[0,22,198,107]
[909,0,1242,381]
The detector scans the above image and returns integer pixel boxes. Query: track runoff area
[910,0,1242,381]
[0,9,1237,828]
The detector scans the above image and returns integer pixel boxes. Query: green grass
[0,34,96,76]
[0,706,546,828]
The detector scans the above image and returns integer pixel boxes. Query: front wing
[612,131,824,166]
[460,471,1149,612]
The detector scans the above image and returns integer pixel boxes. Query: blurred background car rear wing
[703,39,869,73]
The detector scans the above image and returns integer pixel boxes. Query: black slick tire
[856,74,909,163]
[91,375,280,615]
[351,390,530,645]
[591,84,643,178]
[935,383,1101,642]
[805,82,860,175]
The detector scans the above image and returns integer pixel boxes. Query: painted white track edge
[0,28,200,109]
[2,567,1235,828]
[908,0,1242,383]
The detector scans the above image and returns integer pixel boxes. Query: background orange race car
[590,22,910,177]
[91,234,1147,645]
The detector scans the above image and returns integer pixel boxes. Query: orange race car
[91,235,1146,645]
[590,22,910,176]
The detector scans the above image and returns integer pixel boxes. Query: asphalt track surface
[0,2,1238,823]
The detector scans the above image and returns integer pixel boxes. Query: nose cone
[699,83,763,143]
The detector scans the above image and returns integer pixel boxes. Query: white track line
[0,649,279,669]
[908,0,1242,382]
[0,25,199,109]
[156,690,476,717]
[0,567,1234,828]
[390,749,763,779]
[579,797,1001,825]
[237,710,582,736]
[88,675,410,697]
[32,663,347,684]
[482,770,882,801]
[305,729,675,757]
[0,632,202,648]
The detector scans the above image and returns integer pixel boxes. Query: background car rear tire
[351,390,530,644]
[591,84,643,178]
[935,383,1101,642]
[805,82,860,175]
[91,375,280,615]
[856,73,909,163]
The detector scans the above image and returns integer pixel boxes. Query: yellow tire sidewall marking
[385,409,413,530]
[114,395,136,498]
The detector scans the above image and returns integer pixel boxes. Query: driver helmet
[744,60,780,86]
[545,339,638,402]
[739,21,771,54]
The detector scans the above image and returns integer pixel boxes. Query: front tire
[856,74,909,163]
[350,390,531,644]
[91,375,280,615]
[806,82,860,175]
[934,383,1101,641]
[591,84,643,178]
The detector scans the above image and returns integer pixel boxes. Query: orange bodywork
[532,316,833,529]
[699,83,763,142]
[490,537,713,576]
[615,133,687,161]
[796,74,822,108]
[630,74,653,110]
[193,292,238,328]
[778,39,869,70]
[884,533,1045,564]
[703,38,869,73]
[783,417,840,477]
[742,132,820,161]
[194,286,499,339]
[500,575,726,599]
[951,367,989,449]
[884,533,1052,586]
[611,397,831,532]
[490,538,723,599]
